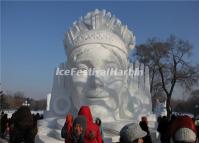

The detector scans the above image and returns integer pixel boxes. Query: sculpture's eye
[72,64,89,80]
[77,64,88,71]
[75,64,89,76]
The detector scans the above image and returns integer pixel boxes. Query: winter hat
[170,116,197,142]
[120,123,147,143]
[66,113,73,134]
[174,128,196,142]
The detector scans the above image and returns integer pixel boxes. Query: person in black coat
[157,116,170,143]
[139,116,153,143]
[0,112,8,138]
[9,106,37,143]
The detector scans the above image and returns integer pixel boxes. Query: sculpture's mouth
[86,89,109,99]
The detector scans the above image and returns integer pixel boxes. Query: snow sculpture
[46,9,152,122]
[154,99,167,117]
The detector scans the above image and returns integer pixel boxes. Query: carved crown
[64,9,135,55]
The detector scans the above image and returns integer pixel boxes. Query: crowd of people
[61,106,103,143]
[61,106,199,143]
[1,105,199,143]
[0,106,43,143]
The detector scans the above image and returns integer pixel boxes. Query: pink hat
[174,127,196,142]
[170,116,197,142]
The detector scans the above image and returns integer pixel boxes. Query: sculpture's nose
[90,75,104,88]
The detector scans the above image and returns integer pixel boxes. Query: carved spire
[64,9,136,55]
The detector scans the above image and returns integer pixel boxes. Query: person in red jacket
[78,106,102,143]
[61,113,73,143]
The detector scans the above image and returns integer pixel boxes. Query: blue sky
[1,1,199,99]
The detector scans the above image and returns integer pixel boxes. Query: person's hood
[66,113,73,123]
[66,113,73,133]
[78,106,93,122]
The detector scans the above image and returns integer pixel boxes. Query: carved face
[70,44,127,121]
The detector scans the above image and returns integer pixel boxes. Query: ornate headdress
[64,9,135,56]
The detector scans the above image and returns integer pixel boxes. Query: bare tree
[136,35,199,117]
[13,92,25,108]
